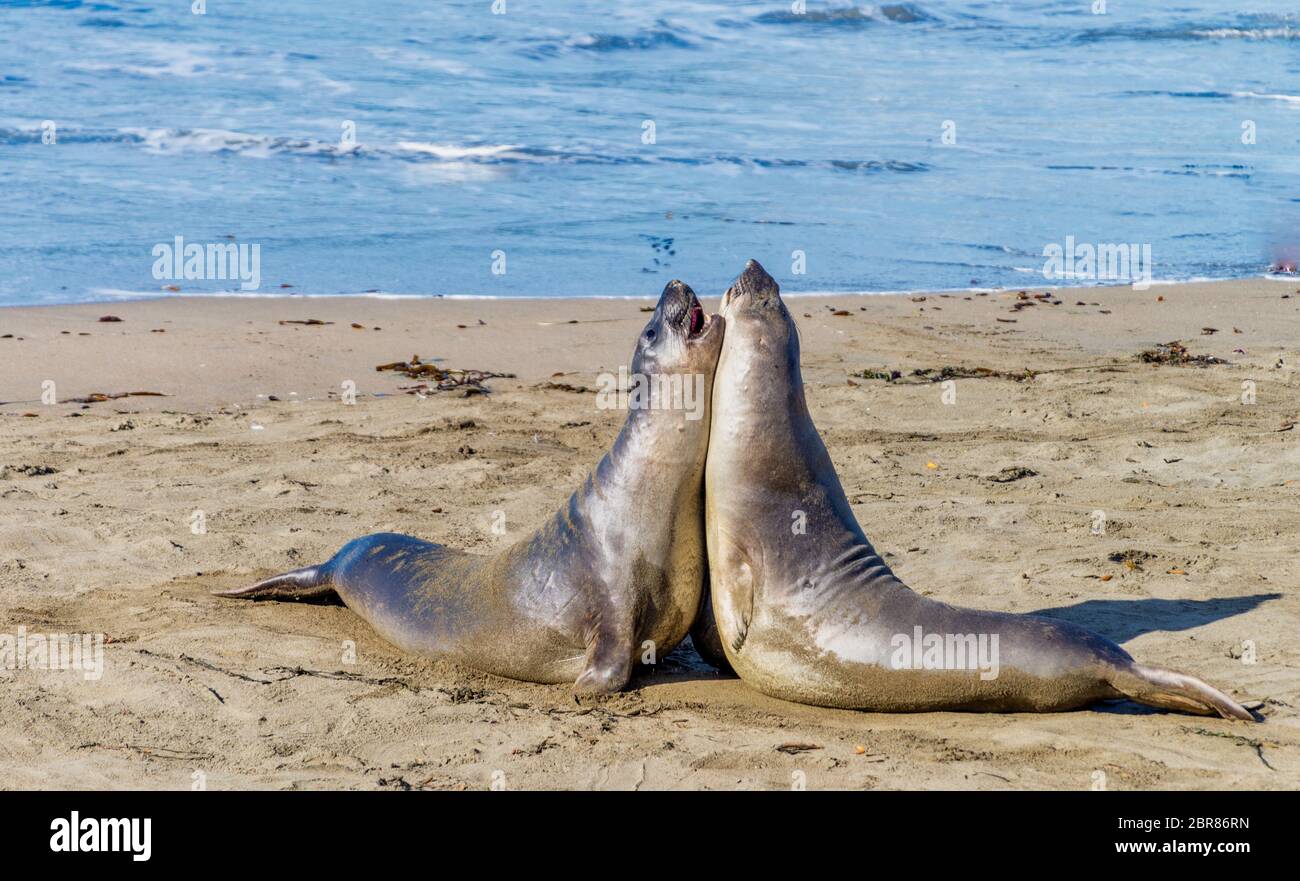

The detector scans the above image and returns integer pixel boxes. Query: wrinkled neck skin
[706,307,905,659]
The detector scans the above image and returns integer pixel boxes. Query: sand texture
[1,278,1297,789]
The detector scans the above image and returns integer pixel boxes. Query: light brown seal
[701,260,1252,719]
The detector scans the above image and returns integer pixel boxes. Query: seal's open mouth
[660,279,713,343]
[688,300,705,338]
[674,287,708,341]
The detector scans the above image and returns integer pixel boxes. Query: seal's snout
[723,259,780,309]
[664,279,692,300]
[660,279,709,339]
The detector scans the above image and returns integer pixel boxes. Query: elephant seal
[702,260,1252,719]
[218,279,723,694]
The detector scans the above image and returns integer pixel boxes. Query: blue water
[1,0,1298,305]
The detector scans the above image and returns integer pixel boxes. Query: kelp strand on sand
[68,391,169,404]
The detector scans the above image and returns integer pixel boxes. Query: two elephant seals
[702,260,1251,720]
[219,280,723,694]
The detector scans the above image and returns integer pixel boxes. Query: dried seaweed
[533,381,591,393]
[850,365,1035,384]
[1136,340,1227,366]
[376,354,515,395]
[987,466,1038,483]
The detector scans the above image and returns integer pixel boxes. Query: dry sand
[1,278,1298,790]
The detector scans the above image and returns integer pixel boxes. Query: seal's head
[721,258,786,316]
[631,279,724,379]
[713,259,803,430]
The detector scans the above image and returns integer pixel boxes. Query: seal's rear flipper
[214,565,340,604]
[1111,663,1255,721]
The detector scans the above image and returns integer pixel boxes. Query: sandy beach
[2,278,1298,790]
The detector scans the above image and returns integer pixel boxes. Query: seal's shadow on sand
[1031,594,1281,645]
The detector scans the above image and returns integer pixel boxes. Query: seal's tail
[1109,663,1254,721]
[213,563,339,603]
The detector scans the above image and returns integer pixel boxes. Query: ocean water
[1,0,1297,305]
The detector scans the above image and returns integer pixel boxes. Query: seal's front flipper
[1110,663,1255,721]
[214,564,341,604]
[574,651,632,694]
[688,585,734,673]
[715,558,753,655]
[573,615,634,695]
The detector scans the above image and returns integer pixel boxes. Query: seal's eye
[645,328,656,340]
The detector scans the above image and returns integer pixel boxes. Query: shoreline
[3,272,1295,311]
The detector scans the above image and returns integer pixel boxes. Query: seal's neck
[711,356,901,592]
[605,405,705,491]
[576,405,706,542]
